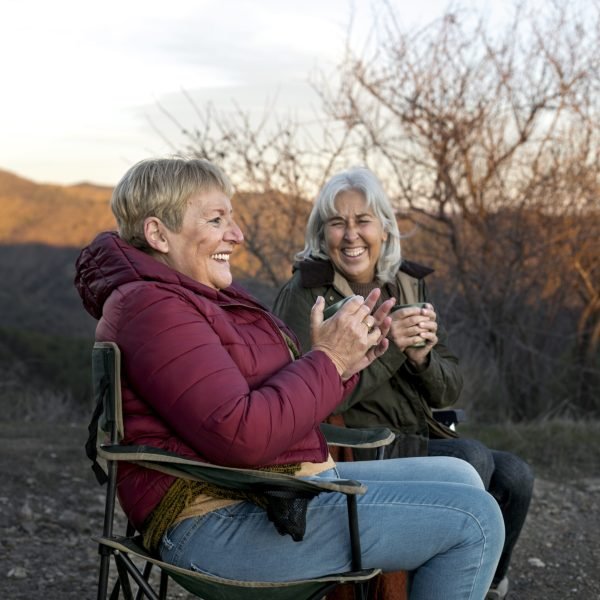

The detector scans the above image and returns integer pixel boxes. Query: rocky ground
[1,421,599,599]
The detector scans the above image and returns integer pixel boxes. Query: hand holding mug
[311,289,393,380]
[388,303,438,364]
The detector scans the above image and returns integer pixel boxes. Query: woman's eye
[209,217,222,225]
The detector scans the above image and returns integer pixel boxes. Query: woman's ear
[144,217,169,254]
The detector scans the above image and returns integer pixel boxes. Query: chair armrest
[432,409,467,428]
[98,444,366,496]
[320,423,395,449]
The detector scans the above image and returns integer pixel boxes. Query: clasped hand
[388,304,438,369]
[310,289,394,380]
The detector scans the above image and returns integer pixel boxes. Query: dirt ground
[1,421,599,599]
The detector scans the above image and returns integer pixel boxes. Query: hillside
[0,169,116,246]
[0,169,117,359]
[0,166,300,304]
[0,168,304,288]
[0,169,297,409]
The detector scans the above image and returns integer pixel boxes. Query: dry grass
[0,386,85,423]
[460,419,600,480]
[2,386,599,481]
[0,385,600,481]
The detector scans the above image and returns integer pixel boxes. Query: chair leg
[346,494,369,600]
[305,582,340,599]
[134,562,154,600]
[355,583,367,600]
[355,580,370,600]
[99,457,119,600]
[109,579,121,600]
[115,554,135,600]
[159,571,169,600]
[116,552,161,600]
[97,549,112,600]
[347,495,362,571]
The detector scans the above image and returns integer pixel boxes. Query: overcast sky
[1,0,503,186]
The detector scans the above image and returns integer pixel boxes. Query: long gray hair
[297,167,401,283]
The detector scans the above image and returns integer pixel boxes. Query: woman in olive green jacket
[273,255,461,456]
[273,166,533,600]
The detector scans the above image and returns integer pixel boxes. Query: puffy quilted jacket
[75,232,355,530]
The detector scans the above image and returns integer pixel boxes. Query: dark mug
[323,296,355,320]
[392,302,428,347]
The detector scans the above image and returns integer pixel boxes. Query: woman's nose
[227,220,244,244]
[343,223,359,240]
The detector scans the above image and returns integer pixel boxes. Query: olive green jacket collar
[295,257,433,305]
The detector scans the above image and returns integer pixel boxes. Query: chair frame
[90,342,394,600]
[431,408,467,431]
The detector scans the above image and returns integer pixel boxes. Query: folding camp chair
[431,409,467,431]
[89,341,395,600]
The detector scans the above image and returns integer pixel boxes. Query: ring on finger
[362,317,375,333]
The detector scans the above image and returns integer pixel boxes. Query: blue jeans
[428,438,534,583]
[160,456,504,600]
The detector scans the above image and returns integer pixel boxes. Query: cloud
[0,0,356,183]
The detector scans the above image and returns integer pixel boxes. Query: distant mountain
[0,169,114,340]
[0,242,96,337]
[0,168,116,246]
[0,169,286,406]
[0,168,305,293]
[0,169,285,340]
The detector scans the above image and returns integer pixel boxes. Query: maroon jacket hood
[74,231,266,320]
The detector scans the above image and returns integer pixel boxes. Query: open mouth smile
[342,248,366,258]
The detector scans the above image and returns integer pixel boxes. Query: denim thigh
[159,456,504,600]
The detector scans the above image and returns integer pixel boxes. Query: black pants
[428,437,534,583]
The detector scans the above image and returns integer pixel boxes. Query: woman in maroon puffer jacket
[74,157,504,599]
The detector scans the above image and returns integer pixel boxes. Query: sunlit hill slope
[0,168,305,407]
[0,169,116,246]
[0,168,298,338]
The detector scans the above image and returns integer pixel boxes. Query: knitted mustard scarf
[143,463,301,552]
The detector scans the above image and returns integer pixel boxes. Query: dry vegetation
[153,1,600,422]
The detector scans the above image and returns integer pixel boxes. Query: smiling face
[324,189,388,284]
[148,188,244,290]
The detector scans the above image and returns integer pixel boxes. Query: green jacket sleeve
[401,321,463,409]
[272,276,315,355]
[407,281,463,408]
[328,284,463,415]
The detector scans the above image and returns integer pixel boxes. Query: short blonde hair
[111,157,233,250]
